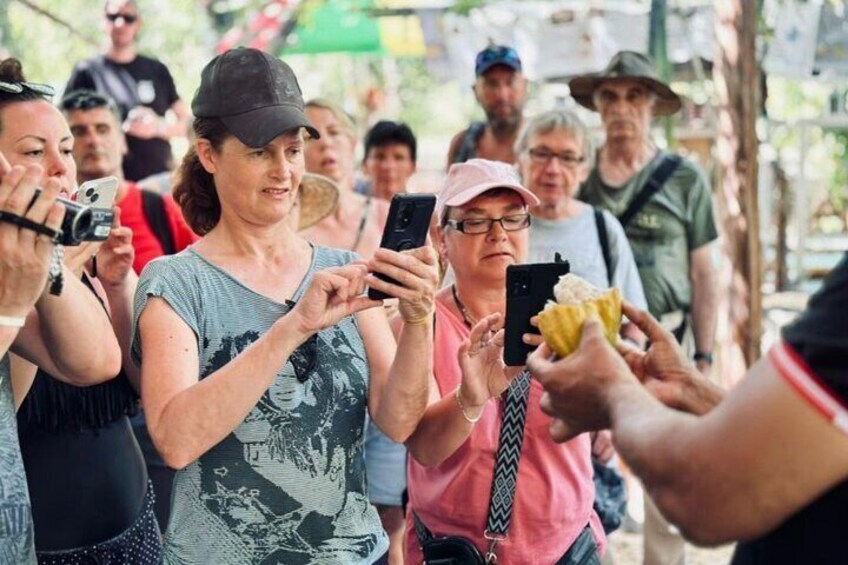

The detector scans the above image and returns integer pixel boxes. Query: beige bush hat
[298,173,339,230]
[568,51,682,117]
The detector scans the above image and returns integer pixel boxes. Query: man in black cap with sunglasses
[573,50,719,565]
[65,0,189,183]
[446,44,528,167]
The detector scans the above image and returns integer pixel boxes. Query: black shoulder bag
[414,371,532,564]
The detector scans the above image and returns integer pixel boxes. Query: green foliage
[767,76,848,231]
[450,0,484,17]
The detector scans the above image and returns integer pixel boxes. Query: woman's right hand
[0,155,65,318]
[287,263,381,341]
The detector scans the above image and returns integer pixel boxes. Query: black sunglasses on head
[106,13,138,24]
[60,90,114,111]
[285,300,318,383]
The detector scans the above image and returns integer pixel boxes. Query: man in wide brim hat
[568,50,682,117]
[575,49,719,565]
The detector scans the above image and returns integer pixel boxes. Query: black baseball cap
[192,47,319,148]
[475,45,522,77]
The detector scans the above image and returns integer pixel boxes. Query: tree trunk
[713,0,762,371]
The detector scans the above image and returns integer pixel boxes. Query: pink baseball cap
[437,158,539,221]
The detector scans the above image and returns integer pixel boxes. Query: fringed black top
[15,274,148,550]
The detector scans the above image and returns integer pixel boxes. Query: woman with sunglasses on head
[132,48,436,565]
[403,159,606,564]
[2,58,163,564]
[300,99,408,565]
[300,98,391,257]
[0,58,126,564]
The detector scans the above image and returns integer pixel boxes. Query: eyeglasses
[446,213,531,235]
[285,300,318,383]
[527,148,585,168]
[0,81,55,97]
[105,13,138,24]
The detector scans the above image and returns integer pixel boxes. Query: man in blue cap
[447,44,528,167]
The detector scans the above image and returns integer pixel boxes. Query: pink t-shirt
[405,296,606,564]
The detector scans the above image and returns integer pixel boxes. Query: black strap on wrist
[0,210,61,241]
[694,351,713,364]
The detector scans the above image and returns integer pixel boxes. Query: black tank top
[15,278,147,550]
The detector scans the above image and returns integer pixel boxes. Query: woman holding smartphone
[403,158,606,564]
[132,47,436,564]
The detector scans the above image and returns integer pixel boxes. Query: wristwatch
[694,351,713,364]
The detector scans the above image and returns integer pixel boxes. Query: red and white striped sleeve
[769,340,848,437]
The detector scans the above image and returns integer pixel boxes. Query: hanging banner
[763,1,822,78]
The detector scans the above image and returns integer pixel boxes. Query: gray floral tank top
[132,246,387,564]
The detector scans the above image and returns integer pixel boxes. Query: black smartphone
[503,260,570,366]
[368,193,436,301]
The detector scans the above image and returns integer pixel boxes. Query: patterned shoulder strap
[484,370,532,558]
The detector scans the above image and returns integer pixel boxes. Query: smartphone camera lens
[397,204,413,229]
[511,271,531,297]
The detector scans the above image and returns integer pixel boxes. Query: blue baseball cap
[475,45,522,77]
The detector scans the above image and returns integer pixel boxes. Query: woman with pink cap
[403,158,606,564]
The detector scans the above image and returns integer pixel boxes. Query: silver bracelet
[455,385,485,424]
[0,315,26,328]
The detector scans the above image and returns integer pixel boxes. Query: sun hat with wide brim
[298,173,339,230]
[568,51,682,117]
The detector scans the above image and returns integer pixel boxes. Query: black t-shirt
[66,54,180,181]
[732,252,848,564]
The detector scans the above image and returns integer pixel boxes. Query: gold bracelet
[455,385,484,424]
[402,311,433,326]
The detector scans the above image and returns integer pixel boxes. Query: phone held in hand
[76,176,119,209]
[503,259,570,366]
[69,176,119,242]
[368,193,436,301]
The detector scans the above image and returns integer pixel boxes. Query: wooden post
[713,0,762,367]
[773,161,790,291]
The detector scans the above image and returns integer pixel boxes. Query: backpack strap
[617,154,682,228]
[452,122,486,164]
[594,208,614,287]
[140,189,176,255]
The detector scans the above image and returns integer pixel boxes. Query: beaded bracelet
[455,385,484,424]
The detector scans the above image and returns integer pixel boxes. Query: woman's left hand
[366,246,438,323]
[457,313,522,407]
[96,208,135,287]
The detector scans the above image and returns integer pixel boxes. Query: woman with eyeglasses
[517,109,647,343]
[0,58,136,563]
[131,48,436,565]
[403,158,606,564]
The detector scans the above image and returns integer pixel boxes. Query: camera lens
[28,188,93,245]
